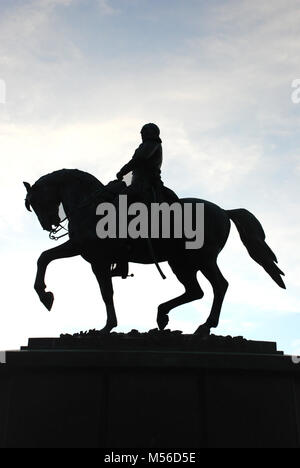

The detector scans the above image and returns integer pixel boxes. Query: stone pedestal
[0,332,299,448]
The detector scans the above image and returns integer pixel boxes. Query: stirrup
[111,262,133,279]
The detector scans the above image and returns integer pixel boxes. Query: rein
[49,217,69,241]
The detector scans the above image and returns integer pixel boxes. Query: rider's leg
[110,185,138,279]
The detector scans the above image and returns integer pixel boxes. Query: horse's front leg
[91,262,117,333]
[35,240,80,310]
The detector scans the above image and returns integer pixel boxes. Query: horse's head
[24,180,61,232]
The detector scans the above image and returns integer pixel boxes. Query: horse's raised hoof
[40,292,54,311]
[194,324,211,338]
[157,313,169,331]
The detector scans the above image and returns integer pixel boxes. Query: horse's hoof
[97,328,111,335]
[194,324,210,338]
[97,322,117,335]
[157,314,169,331]
[40,292,54,311]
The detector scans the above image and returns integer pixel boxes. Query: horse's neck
[58,170,103,217]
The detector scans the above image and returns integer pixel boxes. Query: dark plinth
[1,331,300,448]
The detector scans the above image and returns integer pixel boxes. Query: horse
[23,168,285,337]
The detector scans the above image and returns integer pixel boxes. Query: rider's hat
[141,123,161,140]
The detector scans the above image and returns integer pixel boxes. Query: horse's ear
[23,182,31,192]
[23,182,32,211]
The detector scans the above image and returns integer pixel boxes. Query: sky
[0,0,300,356]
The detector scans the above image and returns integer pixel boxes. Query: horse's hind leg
[195,261,228,336]
[157,264,204,331]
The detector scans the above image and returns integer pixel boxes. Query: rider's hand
[116,172,123,181]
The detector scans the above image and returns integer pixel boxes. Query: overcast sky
[0,0,300,355]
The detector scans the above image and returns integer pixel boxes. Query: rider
[116,123,163,201]
[112,123,178,278]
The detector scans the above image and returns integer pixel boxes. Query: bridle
[49,217,69,241]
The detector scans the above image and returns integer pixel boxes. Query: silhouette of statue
[23,138,285,338]
[112,123,178,278]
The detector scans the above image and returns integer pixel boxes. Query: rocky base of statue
[22,328,283,355]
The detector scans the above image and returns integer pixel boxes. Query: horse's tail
[227,208,286,289]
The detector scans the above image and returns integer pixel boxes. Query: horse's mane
[34,169,104,191]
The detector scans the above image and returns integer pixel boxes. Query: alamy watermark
[291,79,300,104]
[96,196,205,249]
[0,79,6,104]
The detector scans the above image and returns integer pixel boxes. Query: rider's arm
[117,142,159,178]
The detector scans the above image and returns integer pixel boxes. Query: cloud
[98,0,119,15]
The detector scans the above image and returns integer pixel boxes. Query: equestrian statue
[24,123,285,337]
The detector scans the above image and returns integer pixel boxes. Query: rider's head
[141,123,161,142]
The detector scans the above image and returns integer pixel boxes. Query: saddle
[105,179,179,205]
